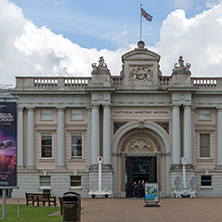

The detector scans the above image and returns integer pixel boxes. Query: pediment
[122,48,160,62]
[120,41,162,90]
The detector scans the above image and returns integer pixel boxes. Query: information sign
[0,102,17,187]
[145,183,159,203]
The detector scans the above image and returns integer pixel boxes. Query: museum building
[10,41,222,198]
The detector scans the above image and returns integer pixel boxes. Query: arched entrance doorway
[125,155,157,197]
[112,122,171,198]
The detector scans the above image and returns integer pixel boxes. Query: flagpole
[140,4,142,41]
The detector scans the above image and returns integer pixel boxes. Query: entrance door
[125,156,157,197]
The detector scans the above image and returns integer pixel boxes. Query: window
[41,134,52,158]
[40,176,51,188]
[199,110,211,121]
[71,110,83,121]
[201,175,212,187]
[70,176,81,187]
[199,134,210,158]
[71,134,82,158]
[41,109,53,120]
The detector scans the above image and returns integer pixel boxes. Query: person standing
[137,180,142,197]
[132,181,137,198]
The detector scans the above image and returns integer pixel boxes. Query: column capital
[103,104,111,109]
[183,104,193,109]
[56,107,65,111]
[216,107,222,111]
[18,106,24,111]
[26,106,35,110]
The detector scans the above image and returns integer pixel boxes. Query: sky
[1,0,222,87]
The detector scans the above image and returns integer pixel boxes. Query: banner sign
[0,102,17,187]
[145,183,159,203]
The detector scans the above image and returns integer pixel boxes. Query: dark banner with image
[0,102,17,187]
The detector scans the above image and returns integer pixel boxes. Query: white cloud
[154,4,222,77]
[206,0,222,8]
[1,0,222,88]
[0,0,132,86]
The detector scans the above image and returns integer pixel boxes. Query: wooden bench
[59,197,63,215]
[25,193,57,207]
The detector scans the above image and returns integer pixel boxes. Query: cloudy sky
[1,0,222,87]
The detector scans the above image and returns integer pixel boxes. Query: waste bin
[63,192,81,222]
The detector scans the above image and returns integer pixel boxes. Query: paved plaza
[2,197,222,222]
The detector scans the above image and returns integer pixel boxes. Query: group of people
[132,180,148,198]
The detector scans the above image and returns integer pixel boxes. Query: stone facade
[8,41,222,198]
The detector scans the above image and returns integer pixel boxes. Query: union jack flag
[141,8,153,22]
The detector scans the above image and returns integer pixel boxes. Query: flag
[141,8,153,22]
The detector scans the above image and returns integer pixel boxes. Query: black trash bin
[63,192,81,222]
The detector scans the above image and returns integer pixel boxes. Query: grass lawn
[0,204,63,222]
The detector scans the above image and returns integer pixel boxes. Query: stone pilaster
[91,105,100,166]
[172,105,181,165]
[57,108,65,166]
[27,107,35,166]
[87,107,92,165]
[183,105,192,165]
[103,105,112,168]
[217,108,222,166]
[17,106,24,167]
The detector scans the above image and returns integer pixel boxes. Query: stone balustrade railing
[159,76,171,86]
[15,76,222,91]
[192,78,218,88]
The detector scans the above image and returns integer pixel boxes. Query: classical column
[17,106,24,167]
[103,105,112,166]
[57,108,65,166]
[87,107,92,165]
[27,108,35,166]
[217,108,222,166]
[91,105,100,165]
[172,105,181,165]
[183,105,192,165]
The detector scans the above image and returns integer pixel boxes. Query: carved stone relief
[113,122,127,134]
[127,137,156,153]
[155,122,169,134]
[129,65,154,82]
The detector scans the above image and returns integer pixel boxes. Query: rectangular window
[40,176,51,187]
[201,175,212,187]
[71,110,83,121]
[41,109,53,120]
[41,134,52,158]
[199,110,211,121]
[199,134,210,158]
[71,134,82,158]
[70,176,81,187]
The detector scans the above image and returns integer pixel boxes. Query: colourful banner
[0,102,17,187]
[145,183,159,203]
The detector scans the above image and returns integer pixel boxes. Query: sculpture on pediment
[173,56,191,75]
[129,65,154,82]
[127,137,156,153]
[91,56,110,74]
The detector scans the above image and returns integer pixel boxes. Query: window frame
[70,175,82,190]
[40,109,53,121]
[199,133,211,159]
[198,109,211,121]
[70,133,83,159]
[201,175,212,188]
[70,109,83,121]
[39,176,51,190]
[40,133,53,159]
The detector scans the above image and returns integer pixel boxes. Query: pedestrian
[132,181,137,198]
